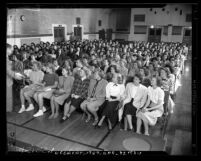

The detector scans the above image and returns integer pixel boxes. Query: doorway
[73,26,82,40]
[148,28,162,42]
[182,28,192,45]
[99,29,106,40]
[54,27,65,42]
[106,29,113,41]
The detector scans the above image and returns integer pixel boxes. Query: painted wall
[7,5,192,47]
[128,4,192,42]
[7,8,111,46]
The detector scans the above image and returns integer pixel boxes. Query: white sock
[21,105,25,108]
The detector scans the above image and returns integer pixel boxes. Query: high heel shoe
[85,116,91,123]
[94,124,102,129]
[92,118,99,126]
[60,115,69,123]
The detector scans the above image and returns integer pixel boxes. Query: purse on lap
[53,89,65,97]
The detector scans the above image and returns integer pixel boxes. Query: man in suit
[7,43,24,112]
[80,68,108,126]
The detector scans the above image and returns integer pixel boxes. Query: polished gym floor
[7,56,192,153]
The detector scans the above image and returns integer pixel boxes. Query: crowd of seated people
[10,39,190,136]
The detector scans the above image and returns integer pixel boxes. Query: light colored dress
[54,76,74,105]
[136,86,164,126]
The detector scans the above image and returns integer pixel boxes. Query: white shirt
[123,83,148,109]
[106,82,125,99]
[148,86,164,105]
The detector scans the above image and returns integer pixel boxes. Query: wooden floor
[7,56,192,153]
[164,55,192,155]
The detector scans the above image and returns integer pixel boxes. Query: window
[172,26,182,35]
[149,28,155,35]
[98,20,102,27]
[186,14,192,22]
[184,29,191,36]
[134,14,145,22]
[163,26,168,35]
[134,25,147,34]
[116,9,131,32]
[116,29,129,32]
[76,17,81,25]
[156,28,161,36]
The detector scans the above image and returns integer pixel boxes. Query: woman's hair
[165,64,174,74]
[46,63,55,73]
[109,64,118,73]
[116,73,124,84]
[62,67,72,76]
[94,68,105,79]
[134,73,143,82]
[32,61,42,70]
[152,76,163,87]
[159,67,170,78]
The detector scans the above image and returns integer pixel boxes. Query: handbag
[53,89,65,97]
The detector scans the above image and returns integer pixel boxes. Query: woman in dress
[136,76,165,136]
[96,73,125,130]
[49,67,74,119]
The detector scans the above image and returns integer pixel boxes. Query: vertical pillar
[168,25,172,42]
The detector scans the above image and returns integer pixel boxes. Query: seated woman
[49,67,74,119]
[121,73,148,131]
[33,63,59,117]
[136,76,165,136]
[53,59,62,76]
[60,68,90,122]
[80,68,108,125]
[18,61,44,113]
[96,73,125,130]
[160,67,172,114]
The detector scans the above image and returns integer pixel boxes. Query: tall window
[134,14,145,22]
[172,26,182,35]
[134,25,147,34]
[116,9,131,32]
[76,17,81,25]
[98,20,102,27]
[163,26,168,35]
[186,14,192,22]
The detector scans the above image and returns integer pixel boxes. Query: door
[148,28,162,42]
[99,29,105,40]
[106,29,113,40]
[54,27,65,42]
[183,28,192,45]
[74,26,82,40]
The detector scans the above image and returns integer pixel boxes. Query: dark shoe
[94,124,102,129]
[127,128,133,131]
[92,118,99,126]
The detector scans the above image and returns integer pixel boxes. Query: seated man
[121,73,148,131]
[18,61,44,113]
[136,76,164,136]
[80,68,108,126]
[60,68,90,123]
[33,63,59,117]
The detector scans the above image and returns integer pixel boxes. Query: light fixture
[150,25,154,29]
